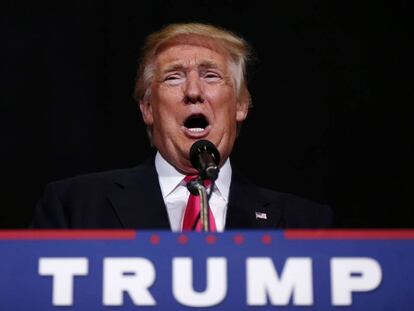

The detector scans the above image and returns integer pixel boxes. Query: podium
[1,229,414,310]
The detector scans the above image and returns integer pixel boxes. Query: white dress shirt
[155,152,231,232]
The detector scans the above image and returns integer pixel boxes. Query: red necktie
[182,175,217,232]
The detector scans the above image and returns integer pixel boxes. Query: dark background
[1,0,412,228]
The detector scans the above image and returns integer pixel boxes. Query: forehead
[153,41,230,71]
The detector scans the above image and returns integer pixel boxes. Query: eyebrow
[199,60,220,70]
[162,63,185,73]
[162,60,221,74]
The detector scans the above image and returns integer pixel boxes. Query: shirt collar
[155,151,232,201]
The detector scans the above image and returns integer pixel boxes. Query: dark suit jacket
[31,157,333,229]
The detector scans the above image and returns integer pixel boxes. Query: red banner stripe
[0,230,136,240]
[284,229,414,240]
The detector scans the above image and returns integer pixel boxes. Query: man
[31,23,332,230]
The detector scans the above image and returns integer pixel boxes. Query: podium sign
[1,230,414,310]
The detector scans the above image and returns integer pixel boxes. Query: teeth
[188,128,205,132]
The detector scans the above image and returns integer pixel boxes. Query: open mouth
[184,114,209,132]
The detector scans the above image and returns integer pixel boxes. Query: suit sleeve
[279,193,335,228]
[30,182,69,228]
[316,204,335,228]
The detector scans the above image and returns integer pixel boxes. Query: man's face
[140,41,248,174]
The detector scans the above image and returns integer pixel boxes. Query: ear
[139,99,154,125]
[236,96,249,122]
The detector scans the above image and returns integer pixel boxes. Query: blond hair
[134,22,252,106]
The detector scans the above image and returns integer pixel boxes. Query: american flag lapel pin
[255,211,267,220]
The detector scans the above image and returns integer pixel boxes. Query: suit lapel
[226,170,283,229]
[106,158,283,230]
[107,157,171,229]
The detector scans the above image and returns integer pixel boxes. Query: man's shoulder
[258,187,333,228]
[53,167,136,186]
[230,169,333,228]
[49,158,155,193]
[232,169,328,211]
[32,158,160,228]
[258,186,322,207]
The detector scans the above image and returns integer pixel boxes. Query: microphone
[189,139,221,181]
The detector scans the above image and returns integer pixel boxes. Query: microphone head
[189,140,221,180]
[190,139,220,167]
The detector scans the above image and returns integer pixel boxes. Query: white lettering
[247,257,313,305]
[172,257,227,306]
[38,257,88,306]
[331,257,382,305]
[103,258,156,306]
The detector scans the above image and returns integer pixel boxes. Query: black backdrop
[1,0,412,228]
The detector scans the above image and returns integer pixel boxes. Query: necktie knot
[183,175,212,188]
[182,175,216,232]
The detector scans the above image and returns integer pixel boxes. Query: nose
[184,72,204,104]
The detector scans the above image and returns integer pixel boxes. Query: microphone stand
[187,179,211,232]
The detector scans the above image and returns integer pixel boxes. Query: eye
[163,73,184,85]
[203,71,221,82]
